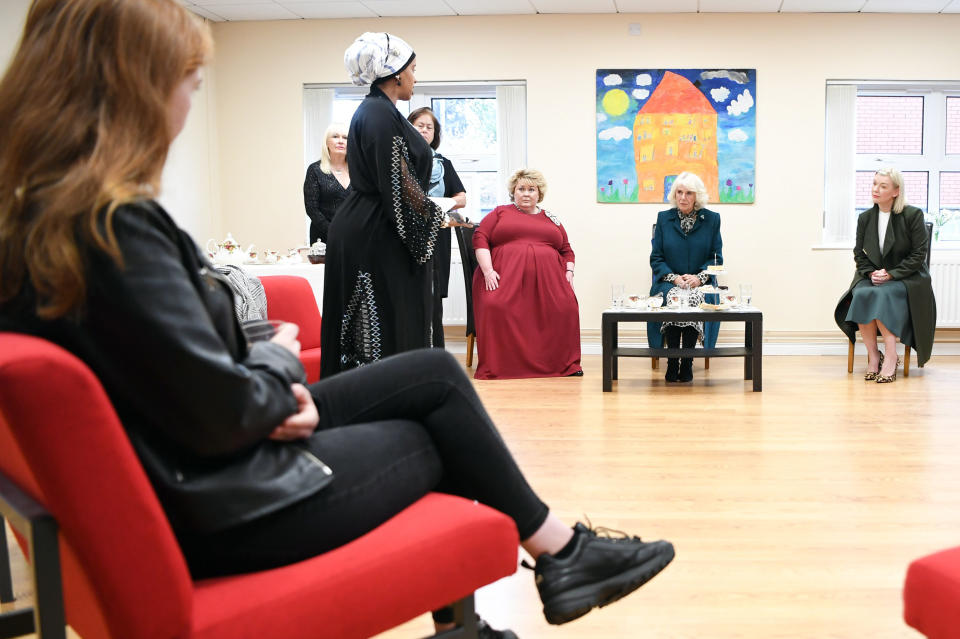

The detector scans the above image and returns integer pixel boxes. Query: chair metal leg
[904,345,911,377]
[0,474,66,639]
[465,334,475,368]
[847,341,855,374]
[426,594,478,639]
[0,517,13,603]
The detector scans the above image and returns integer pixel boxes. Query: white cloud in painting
[603,74,623,86]
[727,89,754,116]
[598,126,632,142]
[635,73,652,86]
[710,87,730,103]
[597,112,608,123]
[701,70,749,84]
[632,89,650,100]
[727,128,748,142]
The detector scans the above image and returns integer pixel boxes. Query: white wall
[159,63,221,244]
[198,13,960,334]
[0,0,30,74]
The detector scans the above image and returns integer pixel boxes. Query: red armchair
[258,275,323,383]
[904,546,960,638]
[0,333,519,639]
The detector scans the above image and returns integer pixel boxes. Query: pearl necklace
[513,203,539,215]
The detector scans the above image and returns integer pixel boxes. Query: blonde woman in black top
[303,122,350,243]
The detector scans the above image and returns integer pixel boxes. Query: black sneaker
[477,615,518,639]
[524,522,675,625]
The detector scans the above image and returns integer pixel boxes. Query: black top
[432,154,466,297]
[303,162,349,243]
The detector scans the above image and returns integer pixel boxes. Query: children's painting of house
[596,68,756,204]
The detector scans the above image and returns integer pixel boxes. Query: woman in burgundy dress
[472,169,582,379]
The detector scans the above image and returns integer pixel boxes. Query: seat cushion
[190,493,518,639]
[904,546,960,638]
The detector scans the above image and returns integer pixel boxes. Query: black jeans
[181,349,548,578]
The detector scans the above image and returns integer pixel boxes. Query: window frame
[823,80,960,248]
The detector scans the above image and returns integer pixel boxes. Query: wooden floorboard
[5,354,958,638]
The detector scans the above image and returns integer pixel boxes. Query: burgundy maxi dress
[472,204,582,379]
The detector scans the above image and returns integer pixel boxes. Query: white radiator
[931,256,960,327]
[443,253,469,325]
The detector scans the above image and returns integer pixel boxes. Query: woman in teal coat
[834,167,936,383]
[648,172,723,382]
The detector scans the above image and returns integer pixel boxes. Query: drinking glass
[648,293,663,308]
[739,284,753,308]
[668,290,681,309]
[678,287,690,309]
[610,283,625,309]
[242,319,286,343]
[720,286,738,308]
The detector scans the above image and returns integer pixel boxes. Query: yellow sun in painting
[602,89,630,116]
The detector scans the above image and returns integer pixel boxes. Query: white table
[242,263,325,310]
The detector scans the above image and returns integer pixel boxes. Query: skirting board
[441,327,960,357]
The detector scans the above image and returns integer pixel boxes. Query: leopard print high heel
[876,356,901,384]
[864,351,884,381]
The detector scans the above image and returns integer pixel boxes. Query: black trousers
[431,254,448,348]
[181,349,548,578]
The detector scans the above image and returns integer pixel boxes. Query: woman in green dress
[834,167,936,383]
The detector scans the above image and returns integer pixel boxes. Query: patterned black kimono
[320,85,444,376]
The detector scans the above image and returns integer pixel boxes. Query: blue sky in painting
[596,68,757,203]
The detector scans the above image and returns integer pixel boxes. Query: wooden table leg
[611,322,619,381]
[602,316,613,392]
[744,321,753,380]
[752,316,763,392]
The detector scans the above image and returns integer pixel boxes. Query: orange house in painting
[633,71,719,203]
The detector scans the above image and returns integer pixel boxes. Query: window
[303,81,526,238]
[823,81,960,246]
[421,95,498,222]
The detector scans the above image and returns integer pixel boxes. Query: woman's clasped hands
[870,269,891,285]
[677,274,701,289]
[266,322,319,440]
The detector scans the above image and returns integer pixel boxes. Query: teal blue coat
[647,207,723,348]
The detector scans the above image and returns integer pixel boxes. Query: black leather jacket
[0,200,333,534]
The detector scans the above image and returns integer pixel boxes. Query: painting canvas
[596,68,756,204]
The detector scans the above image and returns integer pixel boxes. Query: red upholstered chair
[258,275,323,382]
[904,546,960,638]
[0,333,519,639]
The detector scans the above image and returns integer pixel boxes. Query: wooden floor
[5,354,959,638]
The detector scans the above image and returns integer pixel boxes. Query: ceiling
[178,0,960,22]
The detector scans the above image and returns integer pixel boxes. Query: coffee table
[601,307,763,392]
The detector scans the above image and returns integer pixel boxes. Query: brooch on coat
[545,210,561,226]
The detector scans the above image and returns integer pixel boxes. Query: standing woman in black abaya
[321,32,445,377]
